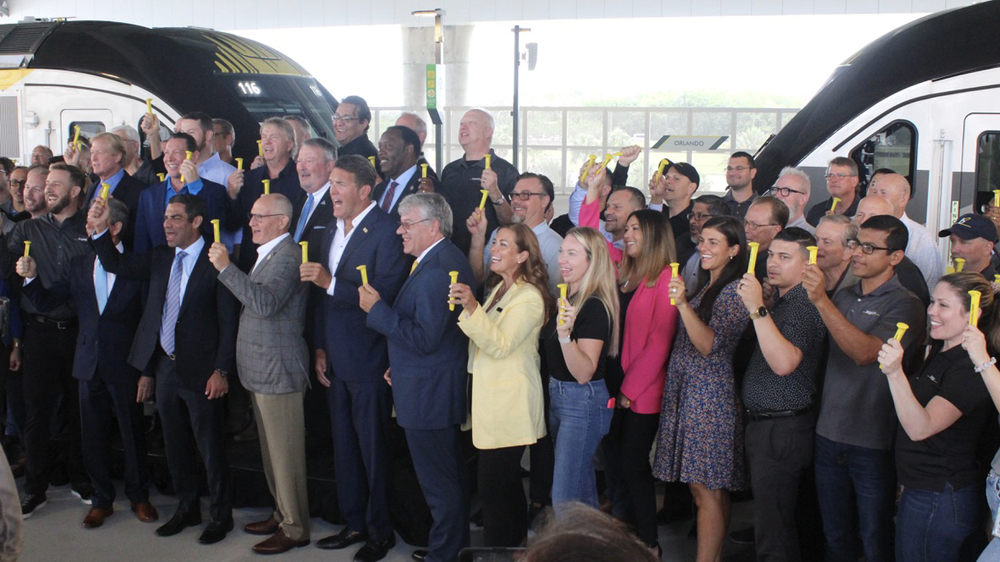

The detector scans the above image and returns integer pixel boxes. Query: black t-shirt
[603,288,635,397]
[895,344,995,491]
[543,297,611,383]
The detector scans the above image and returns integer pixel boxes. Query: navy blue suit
[371,170,440,224]
[132,179,229,254]
[22,249,149,509]
[366,238,474,561]
[316,204,408,541]
[93,232,239,522]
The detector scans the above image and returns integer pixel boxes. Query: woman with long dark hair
[652,216,750,562]
[450,223,554,547]
[879,272,996,562]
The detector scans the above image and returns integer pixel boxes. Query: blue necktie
[94,259,108,314]
[160,250,187,355]
[294,194,314,242]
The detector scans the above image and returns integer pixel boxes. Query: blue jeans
[978,470,1000,562]
[814,434,895,562]
[896,482,980,562]
[549,379,613,510]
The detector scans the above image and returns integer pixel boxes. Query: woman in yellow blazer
[450,222,555,548]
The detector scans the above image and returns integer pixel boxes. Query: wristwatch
[749,306,768,320]
[492,195,506,205]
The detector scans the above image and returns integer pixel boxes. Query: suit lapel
[398,240,443,296]
[336,206,381,276]
[251,236,290,281]
[178,244,210,318]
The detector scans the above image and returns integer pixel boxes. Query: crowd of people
[0,94,999,562]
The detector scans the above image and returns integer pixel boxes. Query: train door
[58,108,112,153]
[959,113,1000,220]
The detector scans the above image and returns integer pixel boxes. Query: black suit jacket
[371,168,440,223]
[87,172,147,250]
[296,188,334,347]
[92,233,239,390]
[23,250,144,385]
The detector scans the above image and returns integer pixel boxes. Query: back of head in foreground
[524,502,658,562]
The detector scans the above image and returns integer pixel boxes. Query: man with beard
[767,167,814,233]
[1,164,94,517]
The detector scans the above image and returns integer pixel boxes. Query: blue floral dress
[652,279,749,490]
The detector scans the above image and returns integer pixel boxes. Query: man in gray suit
[207,193,311,555]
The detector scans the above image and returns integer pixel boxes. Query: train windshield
[227,75,335,138]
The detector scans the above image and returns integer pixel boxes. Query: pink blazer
[579,198,623,265]
[620,266,679,414]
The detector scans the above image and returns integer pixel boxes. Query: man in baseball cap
[939,213,999,278]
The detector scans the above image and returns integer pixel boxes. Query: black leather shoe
[354,535,396,562]
[198,518,234,544]
[156,512,202,537]
[412,549,428,561]
[316,528,368,550]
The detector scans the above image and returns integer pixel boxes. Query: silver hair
[398,112,427,136]
[108,197,130,228]
[110,125,140,143]
[301,137,338,162]
[398,193,453,237]
[777,166,811,198]
[818,213,858,247]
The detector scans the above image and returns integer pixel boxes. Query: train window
[227,76,333,141]
[68,121,105,144]
[851,121,916,190]
[976,132,1000,201]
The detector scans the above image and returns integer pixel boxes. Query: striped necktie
[160,251,187,355]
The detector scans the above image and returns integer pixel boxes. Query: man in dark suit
[372,126,440,223]
[395,112,438,181]
[293,138,336,441]
[360,193,473,562]
[88,193,238,545]
[17,199,157,529]
[86,132,146,250]
[225,117,304,273]
[301,155,408,562]
[133,133,229,254]
[209,194,311,555]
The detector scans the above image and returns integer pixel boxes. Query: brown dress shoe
[131,502,159,523]
[82,507,114,529]
[252,529,310,555]
[244,517,281,535]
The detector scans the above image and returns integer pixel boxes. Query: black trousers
[22,316,86,496]
[478,445,527,547]
[79,374,149,509]
[155,354,231,521]
[745,413,815,562]
[619,409,660,547]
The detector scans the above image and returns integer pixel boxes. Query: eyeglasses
[766,186,804,197]
[824,173,856,180]
[724,166,751,173]
[398,218,432,231]
[9,179,24,187]
[509,191,546,201]
[332,114,359,123]
[248,212,282,222]
[744,220,778,231]
[685,212,715,222]
[847,239,897,255]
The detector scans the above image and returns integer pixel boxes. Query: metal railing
[371,106,799,199]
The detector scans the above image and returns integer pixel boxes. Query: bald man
[867,173,943,287]
[395,112,438,181]
[852,196,930,306]
[438,109,518,255]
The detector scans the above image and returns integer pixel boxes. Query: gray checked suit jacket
[218,234,309,395]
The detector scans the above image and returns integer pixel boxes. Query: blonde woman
[449,223,554,547]
[542,226,619,511]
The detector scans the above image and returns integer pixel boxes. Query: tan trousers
[250,391,310,541]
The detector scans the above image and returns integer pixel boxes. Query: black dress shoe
[198,518,234,544]
[412,549,428,561]
[316,528,368,550]
[354,535,396,562]
[156,512,202,537]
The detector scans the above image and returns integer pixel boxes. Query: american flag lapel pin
[363,227,368,233]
